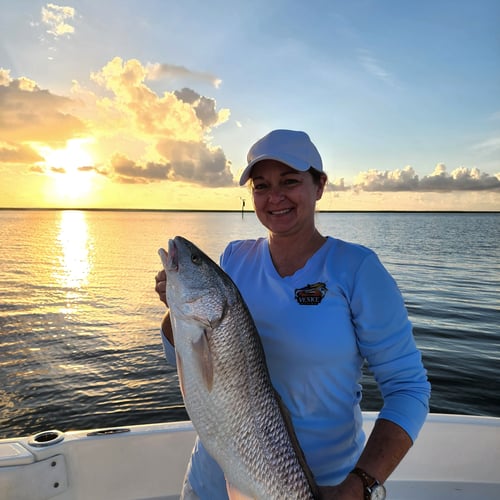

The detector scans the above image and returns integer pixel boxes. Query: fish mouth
[158,240,179,272]
[167,239,179,271]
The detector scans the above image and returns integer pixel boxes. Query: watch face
[370,484,386,500]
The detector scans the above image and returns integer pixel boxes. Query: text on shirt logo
[294,282,328,305]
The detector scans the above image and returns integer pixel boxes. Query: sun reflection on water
[56,211,92,291]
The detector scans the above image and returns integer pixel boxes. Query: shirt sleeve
[350,252,431,442]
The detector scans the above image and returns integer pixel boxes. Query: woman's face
[250,160,326,237]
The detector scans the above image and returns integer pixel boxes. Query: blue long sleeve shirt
[162,236,430,497]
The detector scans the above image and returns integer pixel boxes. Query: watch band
[349,467,380,500]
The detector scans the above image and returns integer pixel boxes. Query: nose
[267,185,285,203]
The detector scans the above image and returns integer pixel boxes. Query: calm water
[0,210,498,439]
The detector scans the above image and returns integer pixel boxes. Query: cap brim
[238,154,311,186]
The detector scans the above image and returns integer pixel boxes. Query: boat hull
[0,413,498,500]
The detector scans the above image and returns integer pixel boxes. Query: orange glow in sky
[35,139,95,203]
[0,2,499,211]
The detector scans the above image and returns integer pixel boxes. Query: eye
[252,182,268,191]
[191,253,202,265]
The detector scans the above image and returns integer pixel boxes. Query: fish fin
[274,388,320,498]
[226,481,255,500]
[206,298,230,330]
[192,329,214,392]
[176,350,186,399]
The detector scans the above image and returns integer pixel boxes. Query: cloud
[353,164,500,192]
[0,57,233,188]
[41,3,76,37]
[4,56,496,195]
[105,142,233,188]
[75,165,109,177]
[0,143,43,163]
[156,138,233,187]
[174,88,226,128]
[420,164,500,191]
[89,57,233,187]
[357,49,395,85]
[0,68,11,86]
[29,165,45,174]
[472,136,500,154]
[90,58,229,139]
[0,69,86,146]
[353,166,419,191]
[146,63,222,88]
[325,178,348,192]
[110,154,171,184]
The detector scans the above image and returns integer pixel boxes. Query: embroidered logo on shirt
[294,282,328,305]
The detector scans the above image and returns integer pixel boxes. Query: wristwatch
[349,467,386,500]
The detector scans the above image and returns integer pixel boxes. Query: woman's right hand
[155,268,168,307]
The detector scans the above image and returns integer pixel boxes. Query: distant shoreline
[0,207,498,214]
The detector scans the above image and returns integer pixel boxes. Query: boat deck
[0,413,498,499]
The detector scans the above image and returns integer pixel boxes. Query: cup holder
[29,430,65,447]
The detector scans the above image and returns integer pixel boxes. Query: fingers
[155,269,168,307]
[155,269,166,282]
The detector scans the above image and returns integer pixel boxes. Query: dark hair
[308,167,327,186]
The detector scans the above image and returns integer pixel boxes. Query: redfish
[158,236,318,499]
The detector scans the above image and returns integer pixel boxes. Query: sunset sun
[36,138,97,204]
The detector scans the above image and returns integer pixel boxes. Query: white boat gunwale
[0,412,499,500]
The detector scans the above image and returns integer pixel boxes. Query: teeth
[271,209,291,215]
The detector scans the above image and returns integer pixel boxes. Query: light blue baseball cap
[239,129,324,185]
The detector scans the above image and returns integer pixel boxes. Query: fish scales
[159,236,318,500]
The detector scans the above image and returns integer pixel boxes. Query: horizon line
[0,207,498,214]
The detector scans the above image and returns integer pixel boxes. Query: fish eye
[191,253,202,265]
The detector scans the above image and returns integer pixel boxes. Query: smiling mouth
[269,208,293,215]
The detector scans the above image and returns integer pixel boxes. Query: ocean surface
[0,210,498,439]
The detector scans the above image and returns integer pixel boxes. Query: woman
[155,129,431,499]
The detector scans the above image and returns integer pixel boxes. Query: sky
[1,0,499,211]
